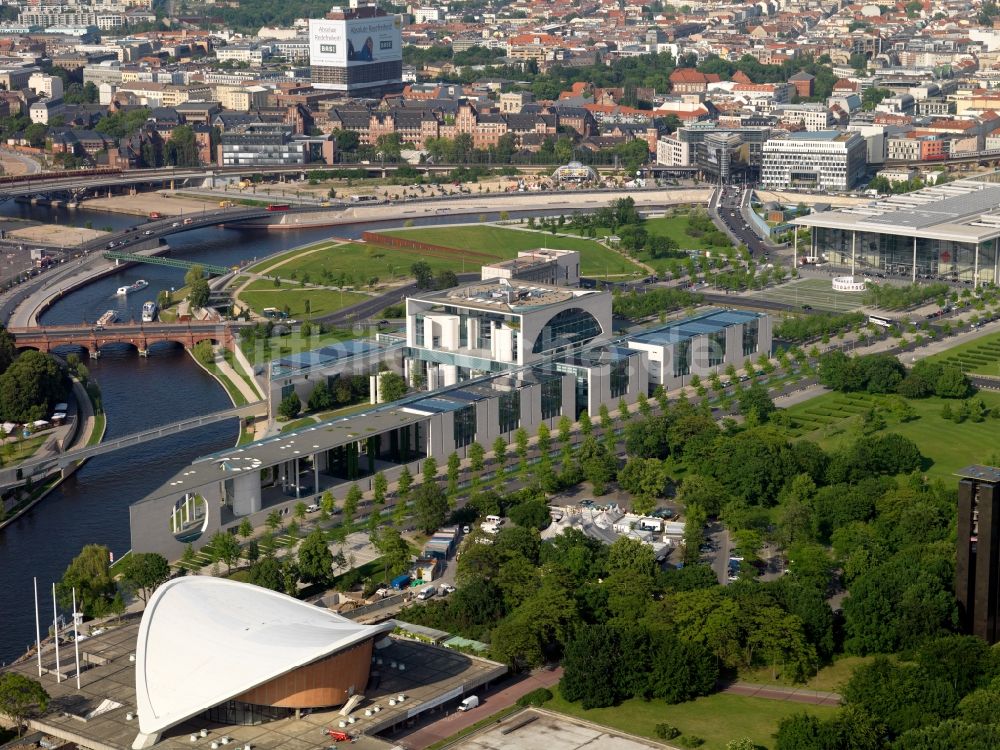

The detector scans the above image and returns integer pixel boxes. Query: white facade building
[28,72,63,100]
[761,131,867,192]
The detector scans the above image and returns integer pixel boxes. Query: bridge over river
[9,321,247,356]
[0,400,264,488]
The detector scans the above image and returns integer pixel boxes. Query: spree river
[0,201,545,663]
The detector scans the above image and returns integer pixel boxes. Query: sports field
[925,330,1000,376]
[783,390,1000,478]
[383,225,645,278]
[751,278,866,312]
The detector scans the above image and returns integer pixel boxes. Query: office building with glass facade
[762,130,867,192]
[404,278,613,388]
[792,174,1000,284]
[131,293,769,559]
[626,309,772,391]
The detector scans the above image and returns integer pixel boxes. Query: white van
[417,586,437,601]
[485,515,503,526]
[457,696,479,712]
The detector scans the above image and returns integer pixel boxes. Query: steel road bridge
[0,400,265,488]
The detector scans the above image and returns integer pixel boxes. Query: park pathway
[720,681,841,706]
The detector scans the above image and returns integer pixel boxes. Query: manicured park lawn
[239,280,369,319]
[385,225,645,279]
[254,240,337,274]
[270,241,470,281]
[239,326,358,365]
[644,214,720,252]
[545,687,837,750]
[925,330,1000,376]
[783,390,1000,478]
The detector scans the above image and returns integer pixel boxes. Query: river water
[0,201,541,663]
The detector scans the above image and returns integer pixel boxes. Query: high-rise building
[957,465,1000,643]
[308,0,402,97]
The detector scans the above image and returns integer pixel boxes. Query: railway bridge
[8,321,247,357]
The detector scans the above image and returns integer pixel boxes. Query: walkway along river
[0,201,562,663]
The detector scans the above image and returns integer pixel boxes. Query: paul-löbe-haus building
[791,173,1000,285]
[130,277,771,562]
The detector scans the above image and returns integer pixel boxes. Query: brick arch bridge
[9,322,242,356]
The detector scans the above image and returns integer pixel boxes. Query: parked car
[417,586,437,601]
[457,696,480,712]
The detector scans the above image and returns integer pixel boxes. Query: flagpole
[72,587,81,690]
[33,577,42,677]
[52,582,61,682]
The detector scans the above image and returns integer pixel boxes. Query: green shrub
[655,724,681,740]
[516,688,553,707]
[678,736,705,748]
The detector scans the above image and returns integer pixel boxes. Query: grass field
[783,390,1000,478]
[741,655,881,693]
[239,280,370,319]
[545,688,837,750]
[925,330,1000,376]
[384,225,645,279]
[752,279,866,313]
[643,214,721,252]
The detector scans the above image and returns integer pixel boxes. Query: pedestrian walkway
[720,681,841,706]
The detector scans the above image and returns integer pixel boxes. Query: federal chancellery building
[792,173,1000,285]
[130,252,771,561]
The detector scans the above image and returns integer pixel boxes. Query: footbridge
[0,400,265,487]
[102,251,231,276]
[9,321,248,356]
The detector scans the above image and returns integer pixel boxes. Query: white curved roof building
[133,577,394,749]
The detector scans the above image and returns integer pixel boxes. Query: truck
[390,574,411,590]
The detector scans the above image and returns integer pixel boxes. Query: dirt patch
[8,224,106,246]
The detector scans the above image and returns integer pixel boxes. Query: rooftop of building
[957,464,1000,482]
[482,248,577,272]
[628,307,764,347]
[414,277,599,313]
[792,172,1000,242]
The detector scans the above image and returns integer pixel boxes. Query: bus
[261,307,289,320]
[266,204,290,212]
[868,314,893,328]
[350,195,378,203]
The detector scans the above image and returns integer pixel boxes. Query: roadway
[0,400,264,487]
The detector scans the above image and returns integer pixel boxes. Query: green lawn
[783,390,1000,478]
[643,214,720,252]
[254,240,337,273]
[239,282,370,319]
[87,413,106,447]
[1,433,47,464]
[267,241,470,282]
[546,687,837,750]
[385,225,645,279]
[741,655,881,693]
[753,279,866,313]
[925,330,1000,376]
